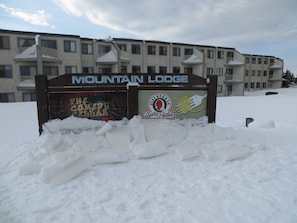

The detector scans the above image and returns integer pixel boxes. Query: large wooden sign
[35,73,217,134]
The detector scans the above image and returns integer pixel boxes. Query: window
[132,44,141,54]
[18,38,35,47]
[264,59,268,64]
[20,66,37,76]
[257,58,262,64]
[132,65,141,73]
[227,51,234,58]
[184,67,192,74]
[184,48,193,55]
[23,92,36,102]
[173,67,180,74]
[252,58,256,64]
[217,85,222,93]
[217,50,224,59]
[173,47,180,56]
[159,66,167,73]
[263,71,267,76]
[245,83,248,89]
[41,39,57,49]
[82,43,93,54]
[64,40,76,52]
[147,45,156,55]
[207,50,214,58]
[0,65,12,78]
[250,82,255,88]
[65,66,77,74]
[216,68,223,76]
[226,68,233,75]
[257,70,261,76]
[117,44,127,51]
[99,67,111,74]
[147,66,156,74]
[0,36,10,49]
[245,70,249,76]
[207,67,214,75]
[121,66,127,73]
[226,85,232,95]
[0,93,15,102]
[262,82,267,88]
[43,66,58,76]
[159,46,167,56]
[256,82,260,88]
[83,67,93,73]
[251,70,255,76]
[270,59,274,64]
[245,57,250,63]
[98,45,110,54]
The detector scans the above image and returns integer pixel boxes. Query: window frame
[41,39,57,49]
[64,40,77,53]
[132,44,141,54]
[0,36,10,49]
[82,43,93,54]
[147,45,156,55]
[159,46,167,56]
[0,65,12,78]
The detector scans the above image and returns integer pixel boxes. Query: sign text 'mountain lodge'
[71,74,189,85]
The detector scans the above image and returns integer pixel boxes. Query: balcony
[269,64,282,70]
[224,74,243,83]
[183,54,203,65]
[225,59,244,67]
[15,45,62,63]
[268,74,282,81]
[96,50,130,64]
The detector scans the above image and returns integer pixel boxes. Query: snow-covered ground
[1,87,297,223]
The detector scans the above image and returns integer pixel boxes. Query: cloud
[51,0,297,48]
[0,3,54,27]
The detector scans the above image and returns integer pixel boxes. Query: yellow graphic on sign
[176,94,207,114]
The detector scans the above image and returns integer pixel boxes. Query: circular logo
[148,93,172,113]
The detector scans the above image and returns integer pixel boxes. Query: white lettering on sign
[71,75,189,85]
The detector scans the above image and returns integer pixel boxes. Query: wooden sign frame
[35,73,217,134]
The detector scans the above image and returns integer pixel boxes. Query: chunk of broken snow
[133,140,168,159]
[40,151,91,184]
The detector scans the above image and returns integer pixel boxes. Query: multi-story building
[244,54,283,91]
[0,29,284,102]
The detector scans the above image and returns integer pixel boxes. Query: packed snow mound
[19,116,264,184]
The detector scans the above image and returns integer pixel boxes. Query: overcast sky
[1,0,296,75]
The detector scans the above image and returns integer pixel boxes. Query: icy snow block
[19,161,42,175]
[144,120,187,147]
[249,120,276,129]
[105,129,130,151]
[40,151,91,184]
[201,143,252,162]
[90,149,130,164]
[133,140,168,159]
[221,145,252,161]
[175,143,200,161]
[96,122,112,136]
[129,116,146,147]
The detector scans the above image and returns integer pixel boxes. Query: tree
[283,70,296,87]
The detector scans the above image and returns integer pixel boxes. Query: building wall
[0,29,284,102]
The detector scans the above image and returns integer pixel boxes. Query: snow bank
[17,115,266,184]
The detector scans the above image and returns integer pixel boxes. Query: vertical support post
[35,75,49,134]
[207,75,218,123]
[127,84,139,119]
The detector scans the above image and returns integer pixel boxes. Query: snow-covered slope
[1,87,297,223]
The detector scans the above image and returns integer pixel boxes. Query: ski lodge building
[0,29,284,102]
